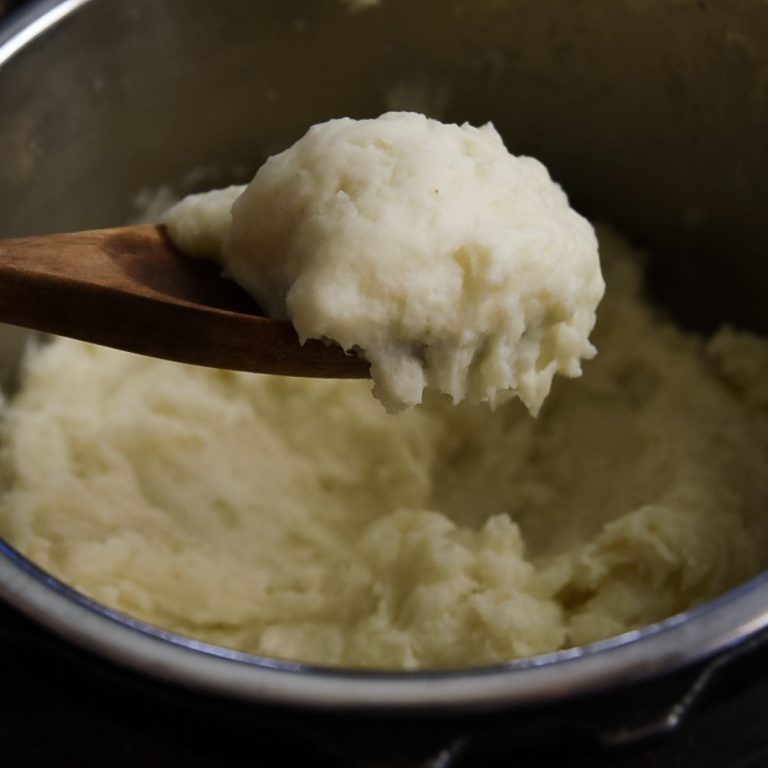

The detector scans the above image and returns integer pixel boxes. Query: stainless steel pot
[1,0,768,736]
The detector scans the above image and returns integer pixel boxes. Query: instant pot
[2,1,768,765]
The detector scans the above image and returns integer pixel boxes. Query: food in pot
[1,227,767,669]
[164,113,604,414]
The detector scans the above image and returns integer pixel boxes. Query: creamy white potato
[164,113,604,414]
[1,228,767,669]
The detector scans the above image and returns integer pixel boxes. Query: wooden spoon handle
[0,225,369,379]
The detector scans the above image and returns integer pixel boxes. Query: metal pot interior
[1,0,767,709]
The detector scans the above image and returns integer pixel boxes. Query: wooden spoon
[0,225,370,378]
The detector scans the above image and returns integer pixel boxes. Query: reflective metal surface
[1,0,767,711]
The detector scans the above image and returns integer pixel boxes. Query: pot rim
[2,536,768,711]
[0,0,91,70]
[2,0,768,713]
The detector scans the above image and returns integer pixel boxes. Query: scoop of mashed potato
[1,228,767,669]
[164,112,604,414]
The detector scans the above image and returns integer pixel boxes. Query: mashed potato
[164,113,604,415]
[1,227,767,669]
